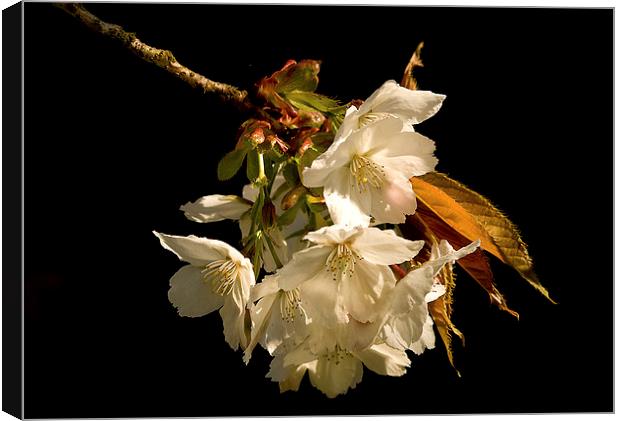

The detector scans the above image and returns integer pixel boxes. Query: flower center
[322,345,351,366]
[326,243,361,281]
[280,288,302,323]
[358,111,388,128]
[202,259,238,296]
[350,154,385,192]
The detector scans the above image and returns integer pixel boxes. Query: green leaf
[275,60,320,93]
[327,105,348,132]
[298,147,322,170]
[285,90,341,113]
[217,148,248,181]
[246,149,259,182]
[282,162,300,187]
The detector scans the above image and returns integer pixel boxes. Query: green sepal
[285,90,341,113]
[217,147,249,181]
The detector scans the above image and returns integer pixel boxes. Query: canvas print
[21,2,612,418]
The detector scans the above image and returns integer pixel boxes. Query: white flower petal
[425,282,447,303]
[253,278,309,356]
[381,154,438,178]
[355,343,411,377]
[303,224,364,246]
[220,266,254,351]
[370,172,418,224]
[278,363,310,393]
[371,131,438,177]
[409,315,436,355]
[180,195,251,223]
[352,227,424,265]
[381,317,409,350]
[340,318,384,352]
[249,275,280,302]
[360,80,445,125]
[283,344,317,367]
[424,239,481,278]
[219,289,247,351]
[238,212,251,240]
[242,183,259,203]
[332,105,360,141]
[167,265,224,317]
[323,166,371,227]
[390,265,436,316]
[277,245,332,291]
[341,260,395,323]
[349,115,404,155]
[381,310,427,351]
[154,232,241,266]
[309,352,363,398]
[268,352,314,393]
[302,133,357,188]
[243,292,278,364]
[300,270,349,327]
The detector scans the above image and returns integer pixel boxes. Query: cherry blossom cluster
[154,81,479,397]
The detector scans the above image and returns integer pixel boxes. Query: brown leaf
[458,250,519,319]
[429,257,464,374]
[411,176,504,258]
[401,42,425,91]
[429,295,464,376]
[414,200,518,317]
[420,172,555,303]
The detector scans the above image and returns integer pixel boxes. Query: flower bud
[281,185,307,210]
[262,201,277,228]
[248,127,266,147]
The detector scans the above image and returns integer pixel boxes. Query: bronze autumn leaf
[429,295,464,375]
[410,176,505,258]
[419,172,555,304]
[401,42,425,91]
[404,214,464,372]
[430,256,465,374]
[413,200,518,318]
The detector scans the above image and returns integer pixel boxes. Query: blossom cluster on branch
[154,59,551,398]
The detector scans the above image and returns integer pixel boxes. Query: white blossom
[302,116,437,226]
[379,239,480,351]
[277,224,424,327]
[243,274,309,364]
[269,324,410,398]
[338,79,445,139]
[153,232,255,350]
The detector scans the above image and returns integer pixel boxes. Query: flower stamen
[280,288,302,323]
[323,345,351,366]
[358,111,388,128]
[326,243,361,281]
[350,154,385,192]
[202,259,238,296]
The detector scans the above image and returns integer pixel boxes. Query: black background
[23,3,613,418]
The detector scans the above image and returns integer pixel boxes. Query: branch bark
[55,3,252,110]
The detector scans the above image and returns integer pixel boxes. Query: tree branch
[54,3,252,110]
